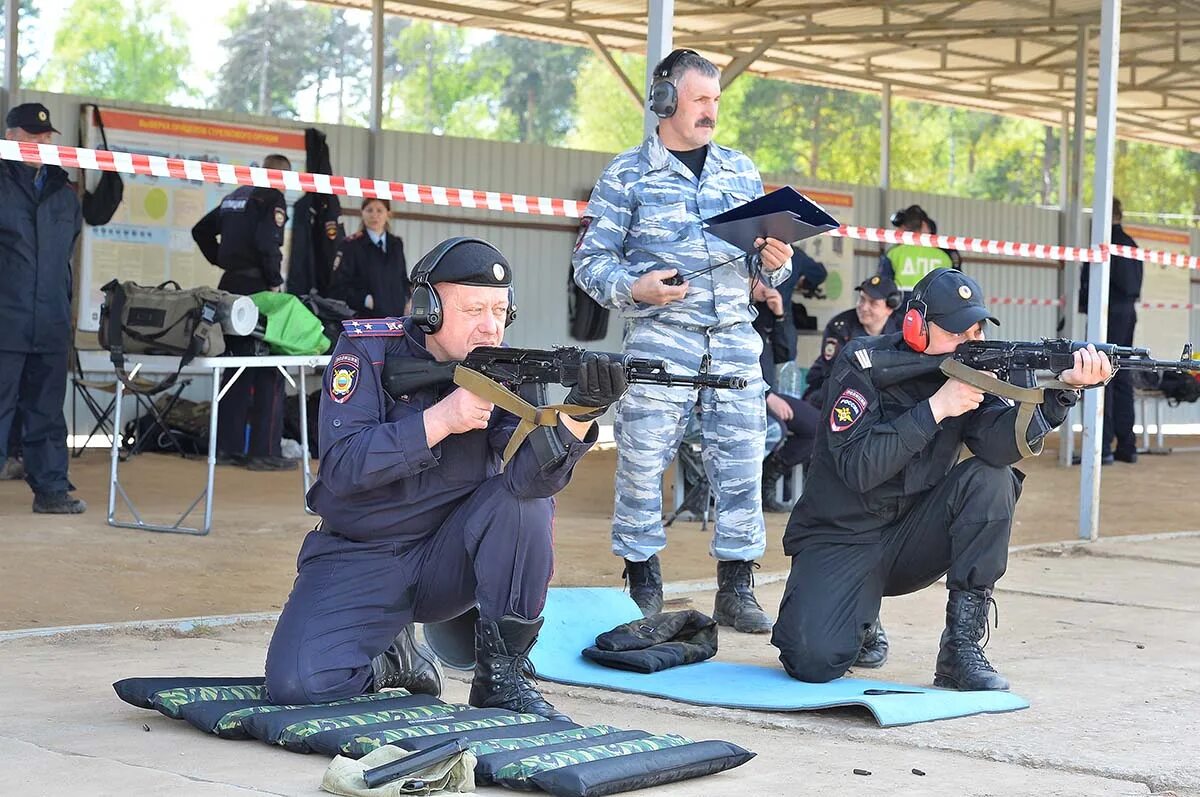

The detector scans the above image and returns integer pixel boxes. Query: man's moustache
[696,119,715,128]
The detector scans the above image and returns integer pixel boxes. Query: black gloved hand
[564,352,628,421]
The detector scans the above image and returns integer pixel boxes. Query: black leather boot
[761,453,791,514]
[622,555,664,616]
[469,615,570,722]
[713,560,773,634]
[934,589,1010,691]
[370,624,443,697]
[853,617,889,669]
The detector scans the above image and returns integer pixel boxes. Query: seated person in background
[802,276,904,407]
[329,198,410,318]
[878,205,957,293]
[773,269,1111,690]
[265,238,624,721]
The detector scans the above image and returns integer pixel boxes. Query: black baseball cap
[5,103,60,134]
[912,269,998,333]
[856,275,898,301]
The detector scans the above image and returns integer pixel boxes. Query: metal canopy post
[2,0,17,113]
[880,82,892,230]
[368,0,384,177]
[1079,1,1122,541]
[643,0,674,140]
[1060,26,1090,466]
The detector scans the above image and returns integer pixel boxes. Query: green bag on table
[250,292,331,356]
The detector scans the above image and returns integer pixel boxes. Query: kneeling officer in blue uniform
[266,237,622,721]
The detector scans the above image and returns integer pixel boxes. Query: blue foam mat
[529,587,1028,727]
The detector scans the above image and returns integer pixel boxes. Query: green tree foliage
[212,1,326,118]
[475,35,585,145]
[383,21,501,137]
[36,0,190,104]
[565,52,646,153]
[309,7,369,125]
[0,0,39,79]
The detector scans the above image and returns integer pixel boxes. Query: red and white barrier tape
[988,297,1065,307]
[4,140,1199,271]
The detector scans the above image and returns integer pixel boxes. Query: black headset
[408,237,517,335]
[860,276,903,310]
[648,49,699,119]
[890,205,930,229]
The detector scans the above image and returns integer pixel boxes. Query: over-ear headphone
[902,268,955,353]
[884,287,902,310]
[408,237,517,335]
[648,49,699,119]
[890,205,929,230]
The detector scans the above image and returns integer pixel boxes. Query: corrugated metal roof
[315,0,1200,150]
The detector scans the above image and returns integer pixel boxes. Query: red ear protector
[902,299,930,352]
[902,268,954,353]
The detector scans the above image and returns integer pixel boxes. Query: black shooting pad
[113,675,756,795]
[297,706,525,756]
[240,693,447,748]
[113,676,265,711]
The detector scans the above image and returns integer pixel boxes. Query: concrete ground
[1,535,1197,797]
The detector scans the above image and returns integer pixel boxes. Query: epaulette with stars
[342,318,406,337]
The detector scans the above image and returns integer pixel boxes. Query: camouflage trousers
[612,320,767,563]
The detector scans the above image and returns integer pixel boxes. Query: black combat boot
[933,588,1010,691]
[713,560,773,634]
[370,624,443,697]
[32,491,86,514]
[622,555,664,616]
[760,453,791,514]
[469,616,570,722]
[853,617,889,669]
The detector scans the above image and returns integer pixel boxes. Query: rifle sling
[452,366,597,469]
[938,359,1050,460]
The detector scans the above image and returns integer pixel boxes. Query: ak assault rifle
[869,338,1200,389]
[382,345,747,398]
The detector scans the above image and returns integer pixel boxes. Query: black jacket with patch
[191,185,287,294]
[784,333,1068,552]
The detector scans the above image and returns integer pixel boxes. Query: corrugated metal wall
[17,90,1198,432]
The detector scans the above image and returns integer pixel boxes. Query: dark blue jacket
[0,161,82,353]
[307,317,596,541]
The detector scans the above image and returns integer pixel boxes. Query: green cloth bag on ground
[250,292,331,355]
[322,744,476,796]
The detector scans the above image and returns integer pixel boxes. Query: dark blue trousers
[0,350,70,495]
[265,476,554,704]
[1103,303,1137,457]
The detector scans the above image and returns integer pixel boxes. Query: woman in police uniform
[329,198,409,317]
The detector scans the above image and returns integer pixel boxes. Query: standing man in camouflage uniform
[573,49,793,633]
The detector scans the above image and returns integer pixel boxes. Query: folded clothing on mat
[582,609,718,674]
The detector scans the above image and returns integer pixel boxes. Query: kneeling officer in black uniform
[266,237,623,721]
[772,269,1111,690]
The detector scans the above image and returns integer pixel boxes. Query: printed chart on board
[77,107,306,332]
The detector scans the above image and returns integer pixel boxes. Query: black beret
[421,239,512,288]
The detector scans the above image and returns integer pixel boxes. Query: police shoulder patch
[325,221,339,239]
[328,354,360,404]
[830,387,868,433]
[341,317,406,337]
[822,337,839,361]
[273,207,286,227]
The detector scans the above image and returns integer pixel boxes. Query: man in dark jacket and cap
[0,103,86,514]
[265,237,626,722]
